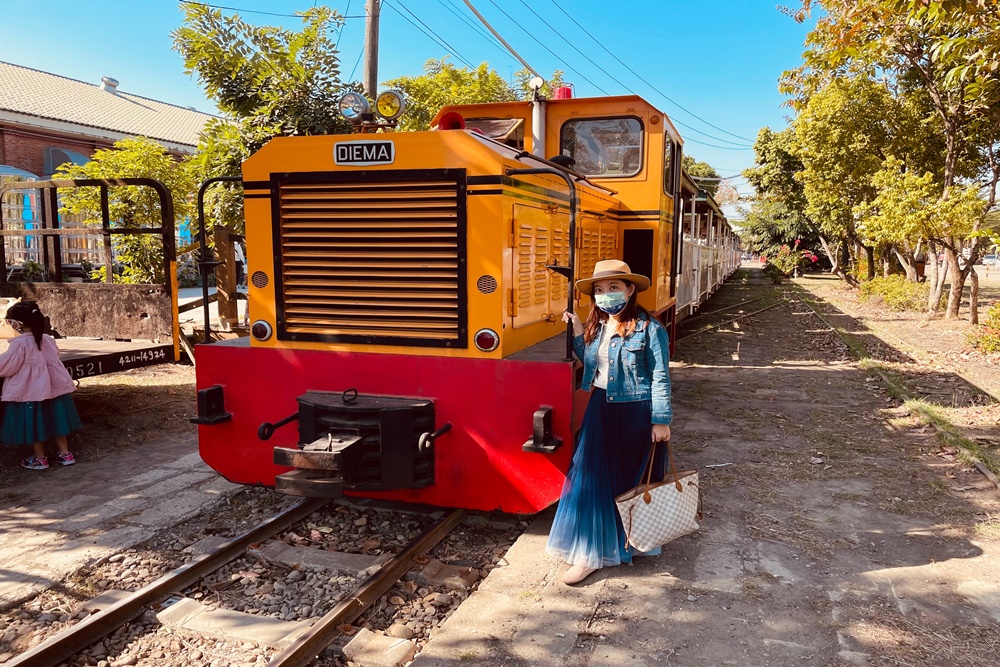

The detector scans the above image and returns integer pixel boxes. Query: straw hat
[575,259,650,296]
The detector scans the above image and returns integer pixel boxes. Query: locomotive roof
[431,94,682,145]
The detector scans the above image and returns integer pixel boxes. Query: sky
[0,0,816,200]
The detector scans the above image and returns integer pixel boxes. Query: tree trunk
[944,244,965,319]
[970,268,980,325]
[865,245,875,281]
[817,235,839,275]
[893,241,918,282]
[927,240,946,313]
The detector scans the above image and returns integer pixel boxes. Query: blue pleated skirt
[1,394,82,446]
[546,388,666,568]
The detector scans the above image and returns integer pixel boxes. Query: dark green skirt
[2,394,82,446]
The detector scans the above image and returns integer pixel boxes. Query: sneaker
[21,456,49,470]
[56,452,76,466]
[561,564,600,585]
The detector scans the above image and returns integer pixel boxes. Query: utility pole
[363,0,380,98]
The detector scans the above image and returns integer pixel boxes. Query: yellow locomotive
[194,89,734,513]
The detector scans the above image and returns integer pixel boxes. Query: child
[0,301,81,470]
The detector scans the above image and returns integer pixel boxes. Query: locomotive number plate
[333,140,395,166]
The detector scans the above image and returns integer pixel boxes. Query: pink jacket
[0,334,76,402]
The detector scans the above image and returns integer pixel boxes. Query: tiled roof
[0,61,215,148]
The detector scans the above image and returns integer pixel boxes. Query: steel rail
[675,299,789,343]
[267,508,467,667]
[6,497,330,667]
[681,295,772,322]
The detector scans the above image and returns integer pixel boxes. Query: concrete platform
[0,448,242,610]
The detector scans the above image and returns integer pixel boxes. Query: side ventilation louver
[275,170,467,347]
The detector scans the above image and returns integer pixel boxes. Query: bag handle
[640,438,681,503]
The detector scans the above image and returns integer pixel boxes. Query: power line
[484,0,610,95]
[179,1,364,19]
[382,0,475,68]
[347,44,365,82]
[336,0,353,44]
[549,0,755,145]
[514,0,751,149]
[438,0,516,63]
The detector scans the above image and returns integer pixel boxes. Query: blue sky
[0,0,815,197]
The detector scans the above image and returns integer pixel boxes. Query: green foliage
[172,4,353,147]
[794,77,902,244]
[766,242,818,276]
[740,127,817,255]
[857,275,930,311]
[761,263,786,284]
[682,154,721,197]
[189,119,249,234]
[55,137,195,284]
[19,260,46,282]
[512,68,565,100]
[966,301,1000,353]
[855,156,983,247]
[174,4,355,236]
[383,58,519,132]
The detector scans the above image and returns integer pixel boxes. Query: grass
[905,399,1000,477]
[800,287,1000,481]
[973,515,1000,540]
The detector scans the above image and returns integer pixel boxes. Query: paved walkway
[0,447,240,610]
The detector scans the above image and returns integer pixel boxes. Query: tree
[741,128,829,273]
[383,58,518,132]
[855,157,982,310]
[682,155,721,197]
[785,0,1000,318]
[173,4,355,235]
[792,77,903,280]
[173,4,353,149]
[55,138,195,284]
[513,68,565,100]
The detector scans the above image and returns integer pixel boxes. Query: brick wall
[0,126,109,176]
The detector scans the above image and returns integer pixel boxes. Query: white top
[234,242,245,263]
[592,323,614,390]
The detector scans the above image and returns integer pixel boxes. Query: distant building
[0,61,214,177]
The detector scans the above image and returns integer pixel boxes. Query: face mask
[595,292,628,315]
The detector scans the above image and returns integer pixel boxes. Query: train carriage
[193,91,726,514]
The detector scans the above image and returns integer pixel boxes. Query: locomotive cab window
[559,117,643,177]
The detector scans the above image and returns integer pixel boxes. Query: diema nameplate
[333,140,395,166]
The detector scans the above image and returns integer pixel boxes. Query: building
[0,60,214,177]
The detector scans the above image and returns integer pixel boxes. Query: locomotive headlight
[374,90,406,120]
[474,328,500,352]
[251,320,273,342]
[338,92,370,122]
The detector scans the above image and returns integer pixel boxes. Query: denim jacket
[572,313,672,425]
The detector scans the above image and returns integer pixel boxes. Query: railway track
[5,499,471,667]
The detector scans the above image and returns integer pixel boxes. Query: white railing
[677,237,741,317]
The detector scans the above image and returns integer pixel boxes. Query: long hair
[582,282,649,344]
[6,301,45,349]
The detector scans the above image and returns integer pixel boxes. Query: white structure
[676,171,741,318]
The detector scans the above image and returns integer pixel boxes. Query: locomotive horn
[437,111,466,130]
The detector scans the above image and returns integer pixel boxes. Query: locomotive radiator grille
[275,170,467,346]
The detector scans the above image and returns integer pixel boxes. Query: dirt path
[0,363,198,500]
[1,269,999,665]
[664,266,1000,666]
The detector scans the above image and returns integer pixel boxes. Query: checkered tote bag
[615,441,700,553]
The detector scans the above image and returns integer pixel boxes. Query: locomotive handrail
[196,176,243,343]
[505,167,577,362]
[511,151,618,195]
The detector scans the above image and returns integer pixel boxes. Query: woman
[546,259,672,585]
